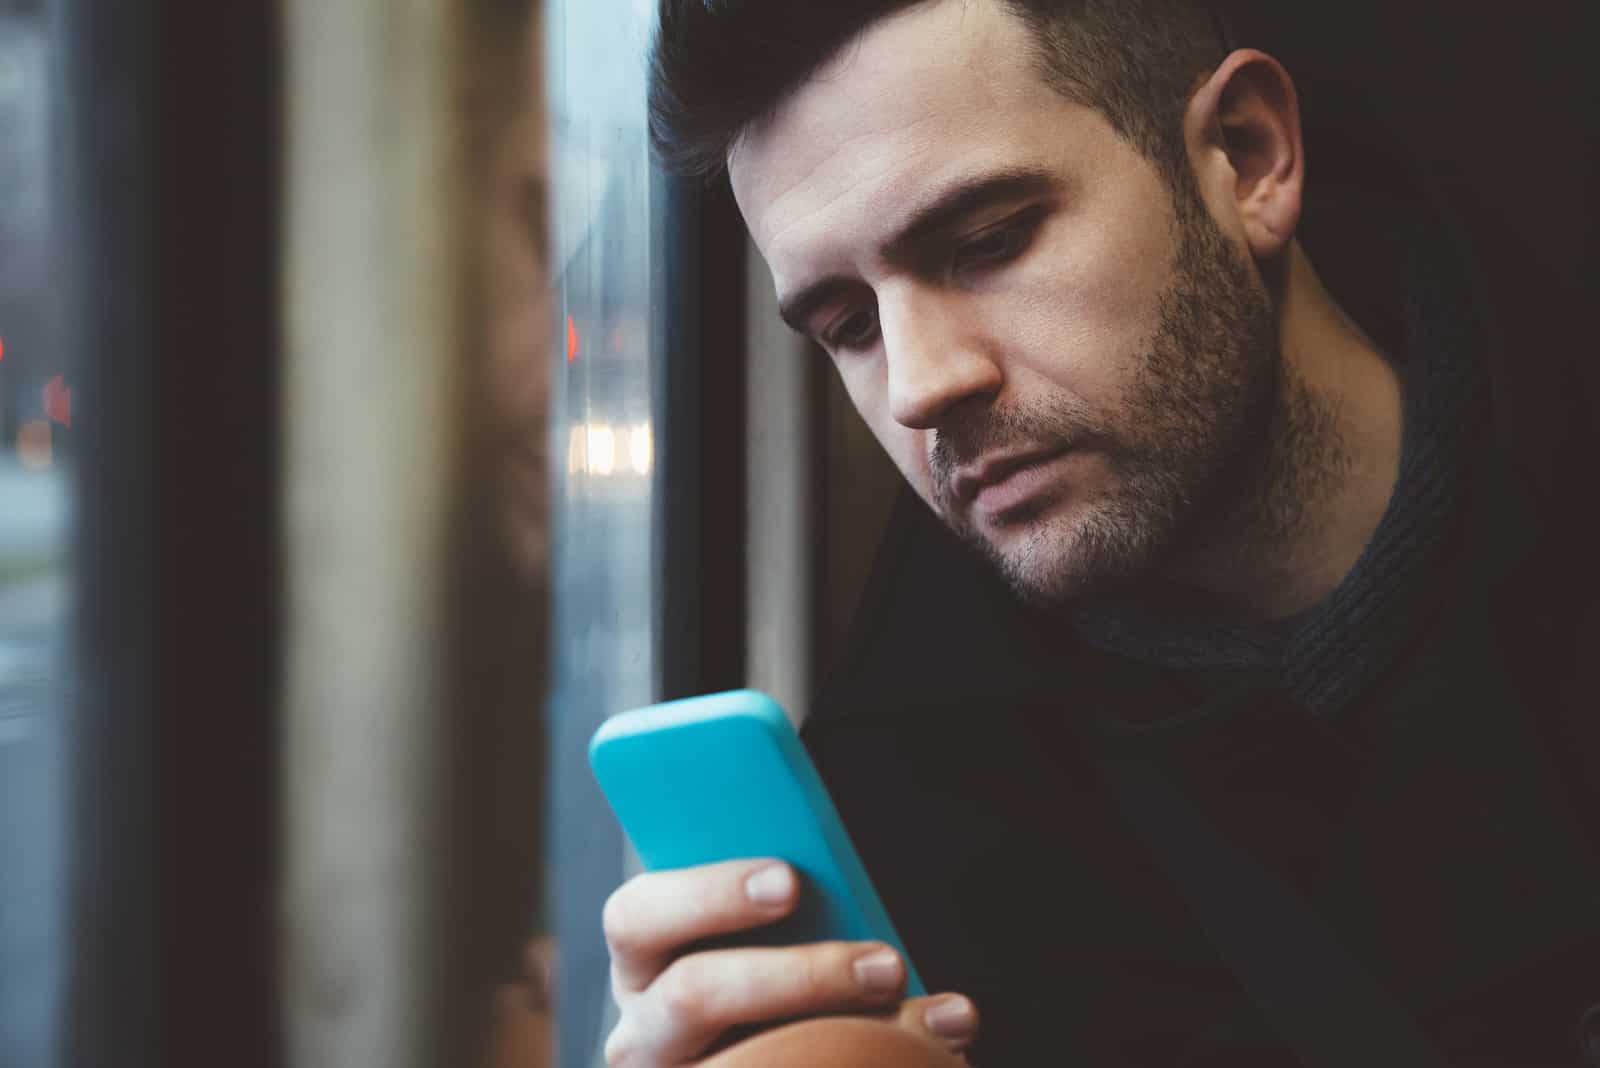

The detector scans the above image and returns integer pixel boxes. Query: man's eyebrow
[776,166,1059,334]
[882,166,1058,263]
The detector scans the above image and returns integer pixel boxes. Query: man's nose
[879,291,1001,429]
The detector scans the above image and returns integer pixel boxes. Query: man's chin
[967,505,1158,609]
[962,514,1082,607]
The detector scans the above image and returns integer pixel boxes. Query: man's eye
[953,214,1038,273]
[824,308,879,351]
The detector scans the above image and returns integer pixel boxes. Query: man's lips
[951,446,1072,515]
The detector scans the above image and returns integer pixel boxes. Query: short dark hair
[648,0,1230,189]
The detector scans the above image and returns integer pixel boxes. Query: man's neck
[1161,243,1403,620]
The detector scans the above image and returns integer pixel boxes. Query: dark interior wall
[148,0,283,1063]
[1228,2,1595,258]
[657,176,749,703]
[65,0,282,1063]
[1231,1,1598,463]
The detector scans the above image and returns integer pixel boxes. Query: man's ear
[1184,49,1304,260]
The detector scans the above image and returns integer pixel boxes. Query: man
[602,1,1600,1064]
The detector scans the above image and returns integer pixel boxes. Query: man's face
[730,0,1279,605]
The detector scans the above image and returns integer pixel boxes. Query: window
[544,0,662,1060]
[0,3,73,1063]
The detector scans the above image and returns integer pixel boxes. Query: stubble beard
[930,181,1298,609]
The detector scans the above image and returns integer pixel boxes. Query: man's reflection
[481,65,552,585]
[469,6,555,1066]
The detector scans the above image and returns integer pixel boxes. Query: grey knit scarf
[1068,223,1487,718]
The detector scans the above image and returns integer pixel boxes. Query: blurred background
[0,0,1593,1066]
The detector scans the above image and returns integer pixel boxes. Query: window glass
[0,2,73,1064]
[544,0,660,1063]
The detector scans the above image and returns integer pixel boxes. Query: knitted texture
[1069,215,1486,718]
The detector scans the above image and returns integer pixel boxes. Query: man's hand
[602,858,979,1067]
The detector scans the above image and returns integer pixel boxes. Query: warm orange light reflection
[18,420,52,470]
[566,421,654,477]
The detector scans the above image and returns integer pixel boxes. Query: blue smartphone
[588,688,925,995]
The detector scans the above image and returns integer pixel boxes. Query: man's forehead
[734,118,958,273]
[728,0,1056,273]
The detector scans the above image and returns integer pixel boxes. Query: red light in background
[0,335,6,362]
[43,375,71,428]
[567,315,580,364]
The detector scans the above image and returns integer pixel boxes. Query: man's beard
[928,183,1284,607]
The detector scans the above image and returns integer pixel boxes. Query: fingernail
[924,996,977,1040]
[852,948,903,993]
[744,864,794,905]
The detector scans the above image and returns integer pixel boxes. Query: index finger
[603,858,799,993]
